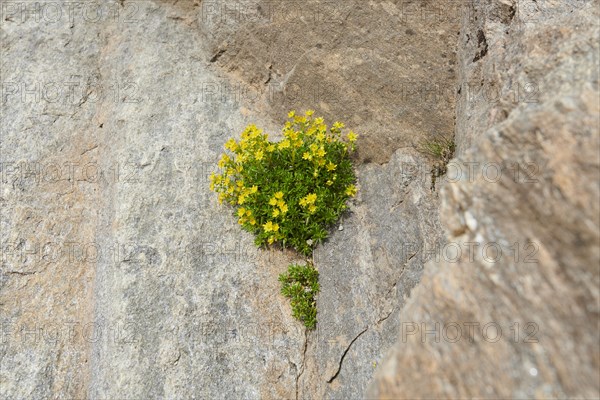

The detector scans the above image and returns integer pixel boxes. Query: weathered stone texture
[2,0,597,399]
[1,1,450,399]
[203,0,459,165]
[369,1,600,398]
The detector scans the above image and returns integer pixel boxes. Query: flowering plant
[210,110,358,329]
[210,110,358,256]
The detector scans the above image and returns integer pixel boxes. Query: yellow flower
[255,150,264,160]
[326,162,337,171]
[249,218,256,225]
[345,184,357,196]
[288,110,296,118]
[278,139,290,150]
[275,191,284,199]
[347,131,358,142]
[263,221,280,232]
[310,143,318,153]
[247,125,261,139]
[237,208,246,217]
[326,180,333,186]
[279,203,288,214]
[225,138,238,151]
[317,147,326,157]
[306,110,315,116]
[303,152,313,161]
[267,144,276,152]
[246,210,252,216]
[251,185,258,194]
[308,204,317,214]
[218,154,230,168]
[268,236,276,244]
[316,132,325,142]
[333,121,345,130]
[272,209,280,218]
[269,198,277,206]
[300,193,317,208]
[277,200,285,209]
[263,221,275,232]
[315,117,324,124]
[238,194,246,204]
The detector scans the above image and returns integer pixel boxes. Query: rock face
[1,0,452,399]
[1,0,598,399]
[202,0,459,165]
[369,0,600,398]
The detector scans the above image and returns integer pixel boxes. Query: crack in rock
[295,328,308,400]
[327,326,368,383]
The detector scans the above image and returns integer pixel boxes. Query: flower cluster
[210,110,358,256]
[299,193,318,214]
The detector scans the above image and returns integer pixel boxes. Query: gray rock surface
[299,149,444,398]
[2,0,598,399]
[369,0,600,398]
[1,0,450,398]
[0,1,297,398]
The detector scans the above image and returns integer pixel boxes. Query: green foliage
[210,110,359,329]
[210,110,358,256]
[418,135,455,164]
[418,135,456,190]
[279,263,320,330]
